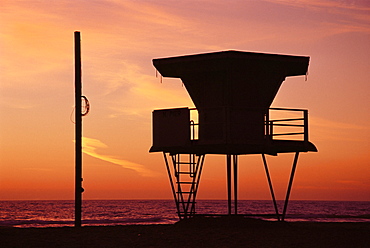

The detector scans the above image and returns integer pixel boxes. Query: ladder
[164,153,206,219]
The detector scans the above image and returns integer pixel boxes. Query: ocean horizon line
[1,200,369,228]
[1,199,369,202]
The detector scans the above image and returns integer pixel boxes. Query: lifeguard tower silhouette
[150,50,317,221]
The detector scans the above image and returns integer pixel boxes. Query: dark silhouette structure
[150,50,317,221]
[74,31,89,227]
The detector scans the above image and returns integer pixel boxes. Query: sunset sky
[1,0,369,201]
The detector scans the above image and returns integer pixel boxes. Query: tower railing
[265,108,309,142]
[187,107,309,143]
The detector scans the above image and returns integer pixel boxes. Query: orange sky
[0,0,369,201]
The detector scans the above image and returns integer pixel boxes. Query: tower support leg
[282,152,300,221]
[233,155,238,215]
[226,154,238,215]
[227,155,232,215]
[262,154,280,221]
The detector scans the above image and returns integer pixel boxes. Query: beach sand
[1,217,369,248]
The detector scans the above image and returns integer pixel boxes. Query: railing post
[190,108,198,141]
[269,121,273,140]
[303,110,308,142]
[265,110,270,139]
[190,120,194,141]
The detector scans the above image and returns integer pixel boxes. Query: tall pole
[74,31,82,228]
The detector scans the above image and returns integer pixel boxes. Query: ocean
[0,200,369,228]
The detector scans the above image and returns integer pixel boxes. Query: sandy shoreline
[1,217,369,248]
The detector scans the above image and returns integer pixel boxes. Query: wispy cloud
[116,1,192,29]
[336,180,363,185]
[264,0,370,34]
[310,116,369,142]
[311,116,368,130]
[81,137,156,177]
[265,0,370,11]
[335,180,370,189]
[23,168,52,172]
[90,60,193,118]
[0,101,36,110]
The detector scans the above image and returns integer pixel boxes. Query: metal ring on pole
[81,96,90,116]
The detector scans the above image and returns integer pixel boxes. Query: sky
[0,0,369,201]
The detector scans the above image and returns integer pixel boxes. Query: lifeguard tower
[150,50,317,221]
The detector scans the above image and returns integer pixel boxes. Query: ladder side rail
[183,154,199,216]
[171,154,188,218]
[189,154,206,215]
[163,152,181,218]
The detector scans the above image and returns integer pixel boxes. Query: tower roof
[154,50,309,77]
[153,50,309,109]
